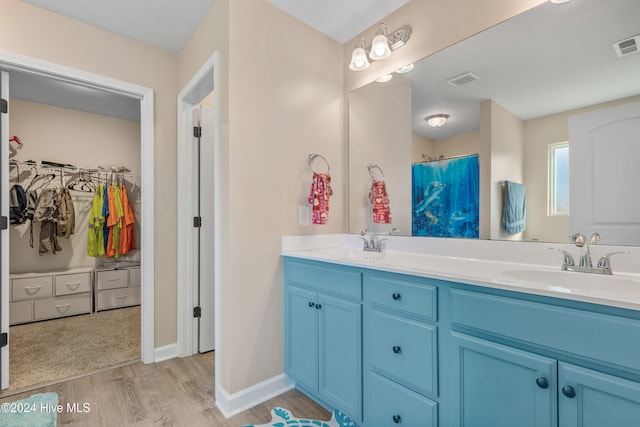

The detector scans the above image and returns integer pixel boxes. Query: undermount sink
[501,269,640,297]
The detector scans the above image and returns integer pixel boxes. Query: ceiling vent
[613,35,640,57]
[447,72,480,87]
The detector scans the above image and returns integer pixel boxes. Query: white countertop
[282,235,640,311]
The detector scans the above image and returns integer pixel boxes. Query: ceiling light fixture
[549,0,571,3]
[376,74,393,83]
[395,63,414,74]
[425,114,450,128]
[348,24,412,72]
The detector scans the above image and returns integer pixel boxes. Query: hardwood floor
[0,352,330,426]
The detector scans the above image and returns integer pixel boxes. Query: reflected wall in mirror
[348,0,640,245]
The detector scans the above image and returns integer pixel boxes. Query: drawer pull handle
[107,278,120,282]
[115,296,128,300]
[56,304,72,313]
[315,303,322,310]
[562,386,576,399]
[392,346,402,354]
[392,414,402,424]
[536,377,549,389]
[65,282,81,290]
[392,293,401,301]
[24,286,43,295]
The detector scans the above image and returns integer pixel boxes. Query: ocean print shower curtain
[412,155,479,238]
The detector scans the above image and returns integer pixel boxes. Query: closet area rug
[243,407,356,427]
[0,392,58,427]
[9,306,140,391]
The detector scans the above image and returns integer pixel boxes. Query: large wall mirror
[348,0,640,245]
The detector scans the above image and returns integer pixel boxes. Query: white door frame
[176,52,220,361]
[0,50,156,373]
[1,70,10,389]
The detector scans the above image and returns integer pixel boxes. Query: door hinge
[193,126,202,138]
[193,216,202,228]
[0,98,7,114]
[193,307,202,318]
[0,216,7,231]
[0,333,7,348]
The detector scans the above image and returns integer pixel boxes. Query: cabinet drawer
[365,273,437,321]
[365,372,438,427]
[367,310,438,396]
[285,259,361,299]
[96,269,128,290]
[128,267,141,288]
[34,294,91,320]
[97,287,140,311]
[451,288,640,372]
[12,276,53,300]
[55,272,91,296]
[10,300,33,324]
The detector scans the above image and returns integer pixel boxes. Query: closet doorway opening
[0,53,155,392]
[177,52,220,388]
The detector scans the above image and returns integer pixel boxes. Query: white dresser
[10,267,93,325]
[94,266,141,311]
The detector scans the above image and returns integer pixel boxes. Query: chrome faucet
[359,229,387,252]
[552,233,627,275]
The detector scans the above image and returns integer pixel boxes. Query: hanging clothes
[105,184,124,258]
[88,185,106,257]
[118,184,136,255]
[57,188,76,238]
[25,190,39,248]
[102,183,110,252]
[308,172,333,225]
[32,188,62,255]
[369,180,392,224]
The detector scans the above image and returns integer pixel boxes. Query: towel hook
[367,163,385,181]
[308,153,330,174]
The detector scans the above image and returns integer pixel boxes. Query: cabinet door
[318,293,362,421]
[450,332,557,427]
[559,362,640,427]
[285,286,318,392]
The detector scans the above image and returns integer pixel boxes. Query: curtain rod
[415,153,479,164]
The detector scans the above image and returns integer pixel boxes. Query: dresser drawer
[55,272,91,296]
[12,276,53,300]
[365,372,438,427]
[34,294,91,320]
[128,267,141,288]
[97,287,140,311]
[96,269,129,290]
[367,310,438,396]
[10,300,33,324]
[365,273,437,321]
[451,288,640,372]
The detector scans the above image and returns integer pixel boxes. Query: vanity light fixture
[348,24,412,71]
[549,0,571,3]
[376,74,393,83]
[349,37,370,71]
[425,114,450,128]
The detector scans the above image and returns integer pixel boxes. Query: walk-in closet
[5,70,142,391]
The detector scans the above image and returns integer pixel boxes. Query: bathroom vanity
[283,236,640,427]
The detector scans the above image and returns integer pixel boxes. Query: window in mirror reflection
[548,142,569,216]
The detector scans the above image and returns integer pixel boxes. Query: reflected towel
[502,180,526,234]
[369,180,392,224]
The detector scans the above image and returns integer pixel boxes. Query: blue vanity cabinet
[449,332,557,427]
[362,271,439,427]
[447,287,640,427]
[284,258,363,422]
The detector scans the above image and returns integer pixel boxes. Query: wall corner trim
[215,374,295,419]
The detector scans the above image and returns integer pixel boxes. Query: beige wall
[412,134,434,162]
[8,99,140,273]
[349,76,412,235]
[523,94,640,243]
[0,0,178,347]
[434,131,479,159]
[179,0,344,394]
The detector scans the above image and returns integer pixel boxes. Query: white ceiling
[23,0,405,51]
